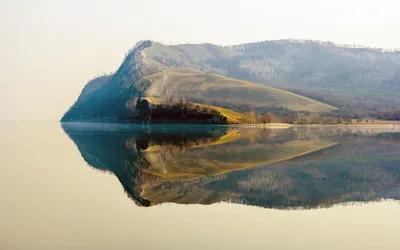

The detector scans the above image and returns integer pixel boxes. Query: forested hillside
[144,39,400,111]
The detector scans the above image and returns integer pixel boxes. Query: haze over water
[1,121,400,249]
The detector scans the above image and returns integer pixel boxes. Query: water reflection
[62,123,400,209]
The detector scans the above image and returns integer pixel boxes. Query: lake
[1,121,400,249]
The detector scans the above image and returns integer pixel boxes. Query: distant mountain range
[61,40,400,122]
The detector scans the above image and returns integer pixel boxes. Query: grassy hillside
[143,71,336,113]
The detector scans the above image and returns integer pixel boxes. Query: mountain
[62,40,336,122]
[62,39,400,122]
[61,123,400,209]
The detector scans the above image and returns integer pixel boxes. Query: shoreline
[60,121,400,128]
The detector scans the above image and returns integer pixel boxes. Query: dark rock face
[135,98,152,122]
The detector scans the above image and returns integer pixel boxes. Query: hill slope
[62,40,157,121]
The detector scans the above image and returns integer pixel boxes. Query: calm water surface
[1,122,400,249]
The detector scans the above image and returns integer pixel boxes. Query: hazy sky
[1,0,399,121]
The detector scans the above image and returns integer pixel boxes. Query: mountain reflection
[62,123,400,209]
